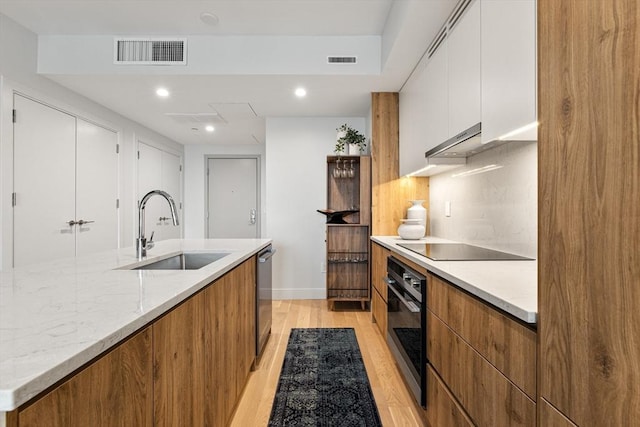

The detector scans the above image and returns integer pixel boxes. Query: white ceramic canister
[397,218,425,240]
[407,200,427,228]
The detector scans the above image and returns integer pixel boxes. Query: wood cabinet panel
[371,287,387,337]
[154,258,256,427]
[428,274,536,400]
[371,242,390,300]
[538,0,640,425]
[539,398,577,427]
[153,291,209,426]
[371,93,430,235]
[18,328,153,427]
[427,311,535,426]
[425,365,473,427]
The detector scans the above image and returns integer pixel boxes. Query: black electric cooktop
[397,243,533,261]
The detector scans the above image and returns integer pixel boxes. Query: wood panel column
[538,0,640,425]
[371,92,429,235]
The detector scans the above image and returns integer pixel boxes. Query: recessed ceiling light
[200,12,219,26]
[205,125,215,132]
[295,87,307,98]
[156,88,170,97]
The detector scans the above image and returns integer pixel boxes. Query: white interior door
[13,94,76,267]
[76,119,118,255]
[138,142,182,242]
[159,150,182,240]
[207,157,258,238]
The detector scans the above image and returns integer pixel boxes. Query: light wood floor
[229,300,427,426]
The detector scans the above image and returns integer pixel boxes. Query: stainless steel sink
[131,252,230,270]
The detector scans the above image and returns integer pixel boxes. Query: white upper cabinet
[423,40,450,157]
[481,0,537,143]
[399,35,449,177]
[399,32,449,177]
[447,0,481,137]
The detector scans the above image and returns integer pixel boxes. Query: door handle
[249,209,257,225]
[67,220,78,226]
[159,216,169,222]
[77,220,94,225]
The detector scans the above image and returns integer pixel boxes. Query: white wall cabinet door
[399,50,430,177]
[13,95,76,267]
[207,157,258,238]
[447,0,481,137]
[481,0,537,143]
[424,41,450,156]
[76,119,118,255]
[137,142,182,243]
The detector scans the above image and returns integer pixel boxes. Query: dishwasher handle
[258,248,276,263]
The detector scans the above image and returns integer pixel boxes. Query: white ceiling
[0,0,457,145]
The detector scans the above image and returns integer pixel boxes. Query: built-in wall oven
[386,256,427,407]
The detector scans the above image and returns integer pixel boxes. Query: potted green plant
[334,124,366,154]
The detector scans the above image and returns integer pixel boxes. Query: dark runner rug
[268,328,383,427]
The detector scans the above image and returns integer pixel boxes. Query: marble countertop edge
[0,238,272,412]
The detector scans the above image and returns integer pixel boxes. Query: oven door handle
[386,277,421,313]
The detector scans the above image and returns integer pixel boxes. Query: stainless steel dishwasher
[256,245,275,358]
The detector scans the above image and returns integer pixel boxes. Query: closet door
[137,142,182,243]
[13,94,76,267]
[159,150,182,241]
[76,119,118,256]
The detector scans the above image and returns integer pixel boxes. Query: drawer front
[428,312,536,427]
[371,243,390,300]
[427,273,536,399]
[371,287,387,337]
[425,365,474,427]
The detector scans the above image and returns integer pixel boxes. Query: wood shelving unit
[324,155,371,310]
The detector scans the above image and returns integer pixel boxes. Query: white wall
[0,13,183,268]
[183,143,266,238]
[429,141,537,258]
[266,117,366,299]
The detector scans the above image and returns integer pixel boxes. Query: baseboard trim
[272,288,326,300]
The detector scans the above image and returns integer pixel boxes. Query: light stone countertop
[371,236,537,325]
[0,238,271,411]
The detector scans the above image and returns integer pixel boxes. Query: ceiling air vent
[327,56,357,64]
[114,38,187,65]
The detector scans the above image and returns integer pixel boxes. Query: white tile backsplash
[429,141,537,258]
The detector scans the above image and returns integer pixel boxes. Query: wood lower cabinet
[425,365,473,427]
[425,272,537,427]
[10,258,256,427]
[428,274,536,400]
[428,312,535,426]
[371,288,387,337]
[17,327,153,427]
[370,242,390,335]
[154,258,255,426]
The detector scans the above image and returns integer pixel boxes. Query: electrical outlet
[445,201,451,217]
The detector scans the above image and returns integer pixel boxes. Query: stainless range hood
[426,122,518,161]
